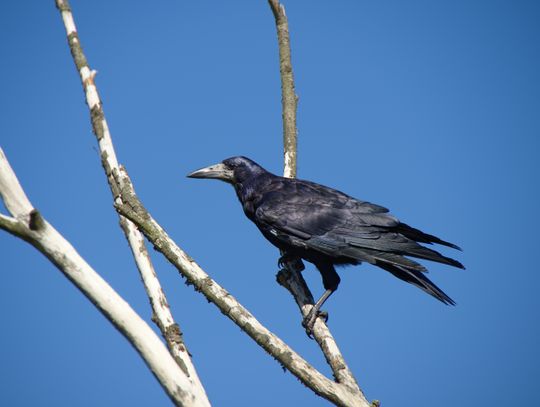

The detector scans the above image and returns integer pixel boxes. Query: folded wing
[254,178,463,304]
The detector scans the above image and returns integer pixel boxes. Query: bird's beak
[187,162,234,182]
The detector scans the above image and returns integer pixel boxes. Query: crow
[188,156,464,335]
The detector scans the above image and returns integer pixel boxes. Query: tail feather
[406,244,465,270]
[377,261,456,305]
[343,246,427,272]
[396,223,462,251]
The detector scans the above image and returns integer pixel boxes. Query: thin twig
[269,1,375,405]
[0,148,205,407]
[53,0,205,394]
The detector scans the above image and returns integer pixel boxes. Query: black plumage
[188,156,464,334]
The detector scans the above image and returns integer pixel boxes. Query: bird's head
[187,156,265,184]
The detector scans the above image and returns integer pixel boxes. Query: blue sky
[1,1,539,406]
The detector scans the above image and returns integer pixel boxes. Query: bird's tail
[376,261,456,305]
[396,222,462,251]
[404,244,465,270]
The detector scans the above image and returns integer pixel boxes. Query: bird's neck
[234,172,273,217]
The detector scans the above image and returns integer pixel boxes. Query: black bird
[188,156,463,334]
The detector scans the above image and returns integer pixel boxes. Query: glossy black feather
[191,156,464,306]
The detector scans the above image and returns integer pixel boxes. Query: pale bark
[54,0,205,395]
[0,148,209,407]
[111,166,368,407]
[53,0,369,403]
[269,1,376,405]
[269,0,298,179]
[0,0,380,405]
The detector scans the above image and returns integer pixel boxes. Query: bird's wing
[255,179,463,270]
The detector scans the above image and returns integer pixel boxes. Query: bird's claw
[318,310,329,322]
[278,255,287,269]
[302,309,329,338]
[278,254,305,271]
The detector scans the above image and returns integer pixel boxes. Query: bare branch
[277,266,365,395]
[0,148,208,407]
[112,166,365,407]
[53,0,204,392]
[0,149,33,220]
[269,1,376,405]
[269,0,298,178]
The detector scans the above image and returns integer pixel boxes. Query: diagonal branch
[0,148,207,407]
[48,0,376,405]
[277,266,364,395]
[54,0,203,391]
[269,0,376,405]
[112,165,366,407]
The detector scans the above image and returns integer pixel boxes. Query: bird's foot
[302,309,329,338]
[278,254,305,272]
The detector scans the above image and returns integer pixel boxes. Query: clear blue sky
[1,1,539,406]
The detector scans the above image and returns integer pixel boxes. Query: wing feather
[254,178,463,270]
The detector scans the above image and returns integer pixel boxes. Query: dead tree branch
[269,0,298,178]
[0,148,208,407]
[269,0,375,405]
[112,166,367,407]
[53,0,205,393]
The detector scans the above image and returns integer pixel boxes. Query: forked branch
[0,148,208,407]
[111,166,367,407]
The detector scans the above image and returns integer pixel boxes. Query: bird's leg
[303,263,340,337]
[302,288,334,336]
